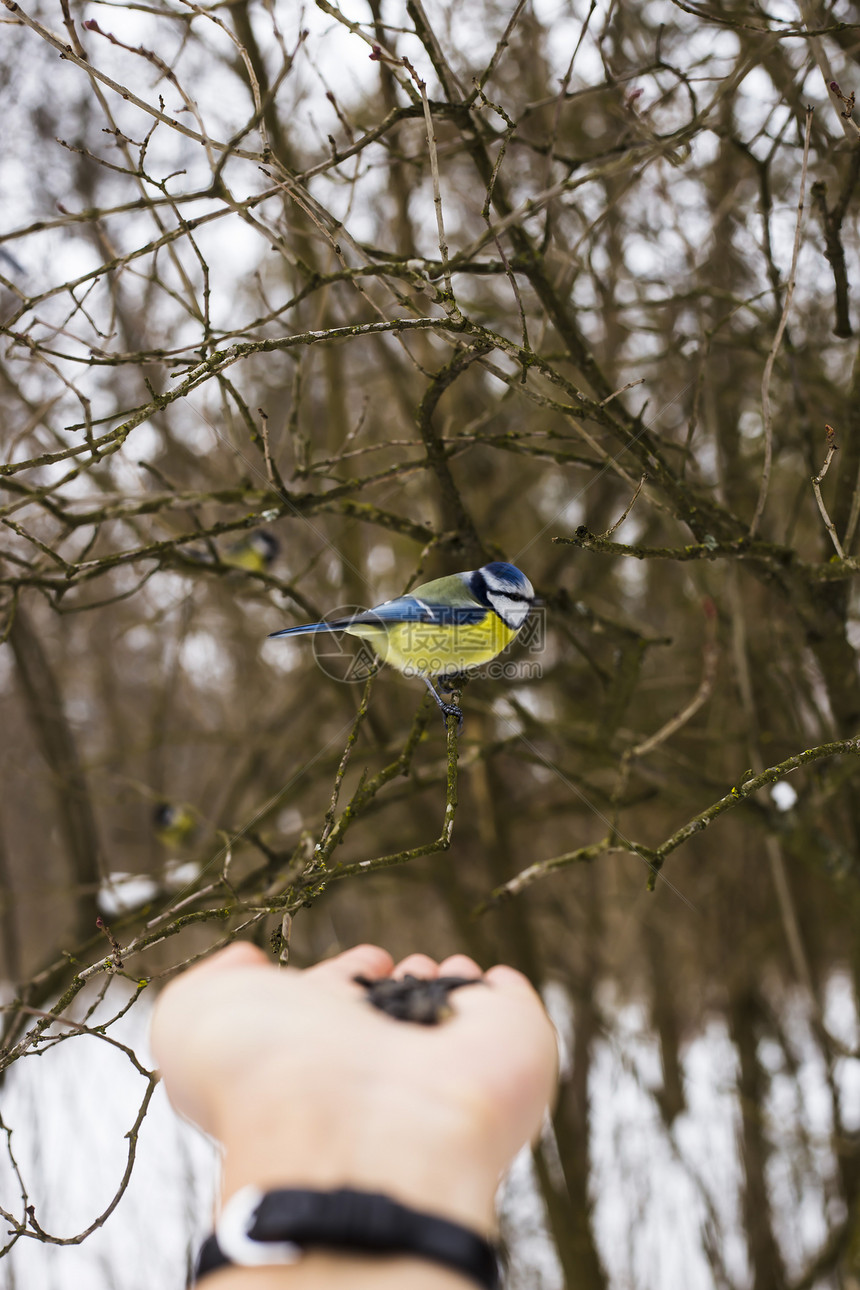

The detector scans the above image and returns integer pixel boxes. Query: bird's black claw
[440,702,463,732]
[422,677,464,731]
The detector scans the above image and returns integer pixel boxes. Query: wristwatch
[195,1184,500,1288]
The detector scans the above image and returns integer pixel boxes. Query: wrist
[214,1076,499,1235]
[199,1254,477,1288]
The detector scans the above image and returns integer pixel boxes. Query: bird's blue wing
[349,594,487,626]
[269,594,486,638]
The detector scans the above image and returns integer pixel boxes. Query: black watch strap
[196,1186,500,1288]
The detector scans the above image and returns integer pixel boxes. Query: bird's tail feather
[268,621,339,638]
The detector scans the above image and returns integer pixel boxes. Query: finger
[484,964,544,998]
[438,954,482,979]
[155,943,269,1015]
[309,943,394,984]
[192,942,269,977]
[485,967,560,1085]
[393,953,438,979]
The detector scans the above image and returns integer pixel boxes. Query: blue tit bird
[153,802,197,850]
[222,530,279,573]
[268,561,535,723]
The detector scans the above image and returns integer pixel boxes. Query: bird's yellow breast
[345,613,519,677]
[222,547,267,573]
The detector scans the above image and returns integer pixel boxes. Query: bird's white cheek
[490,596,530,629]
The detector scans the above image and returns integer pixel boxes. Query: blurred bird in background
[222,530,279,573]
[269,562,535,723]
[153,802,197,850]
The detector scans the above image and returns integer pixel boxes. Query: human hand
[150,943,558,1237]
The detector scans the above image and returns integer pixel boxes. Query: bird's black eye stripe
[491,590,528,601]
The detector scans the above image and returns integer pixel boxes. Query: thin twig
[598,474,648,538]
[607,598,718,839]
[403,57,457,315]
[278,912,292,967]
[467,0,528,101]
[628,598,718,760]
[95,917,124,969]
[750,106,814,537]
[317,676,374,851]
[598,377,647,408]
[475,840,618,910]
[257,406,287,494]
[811,425,846,559]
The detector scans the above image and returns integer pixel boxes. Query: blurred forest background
[2,0,860,1286]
